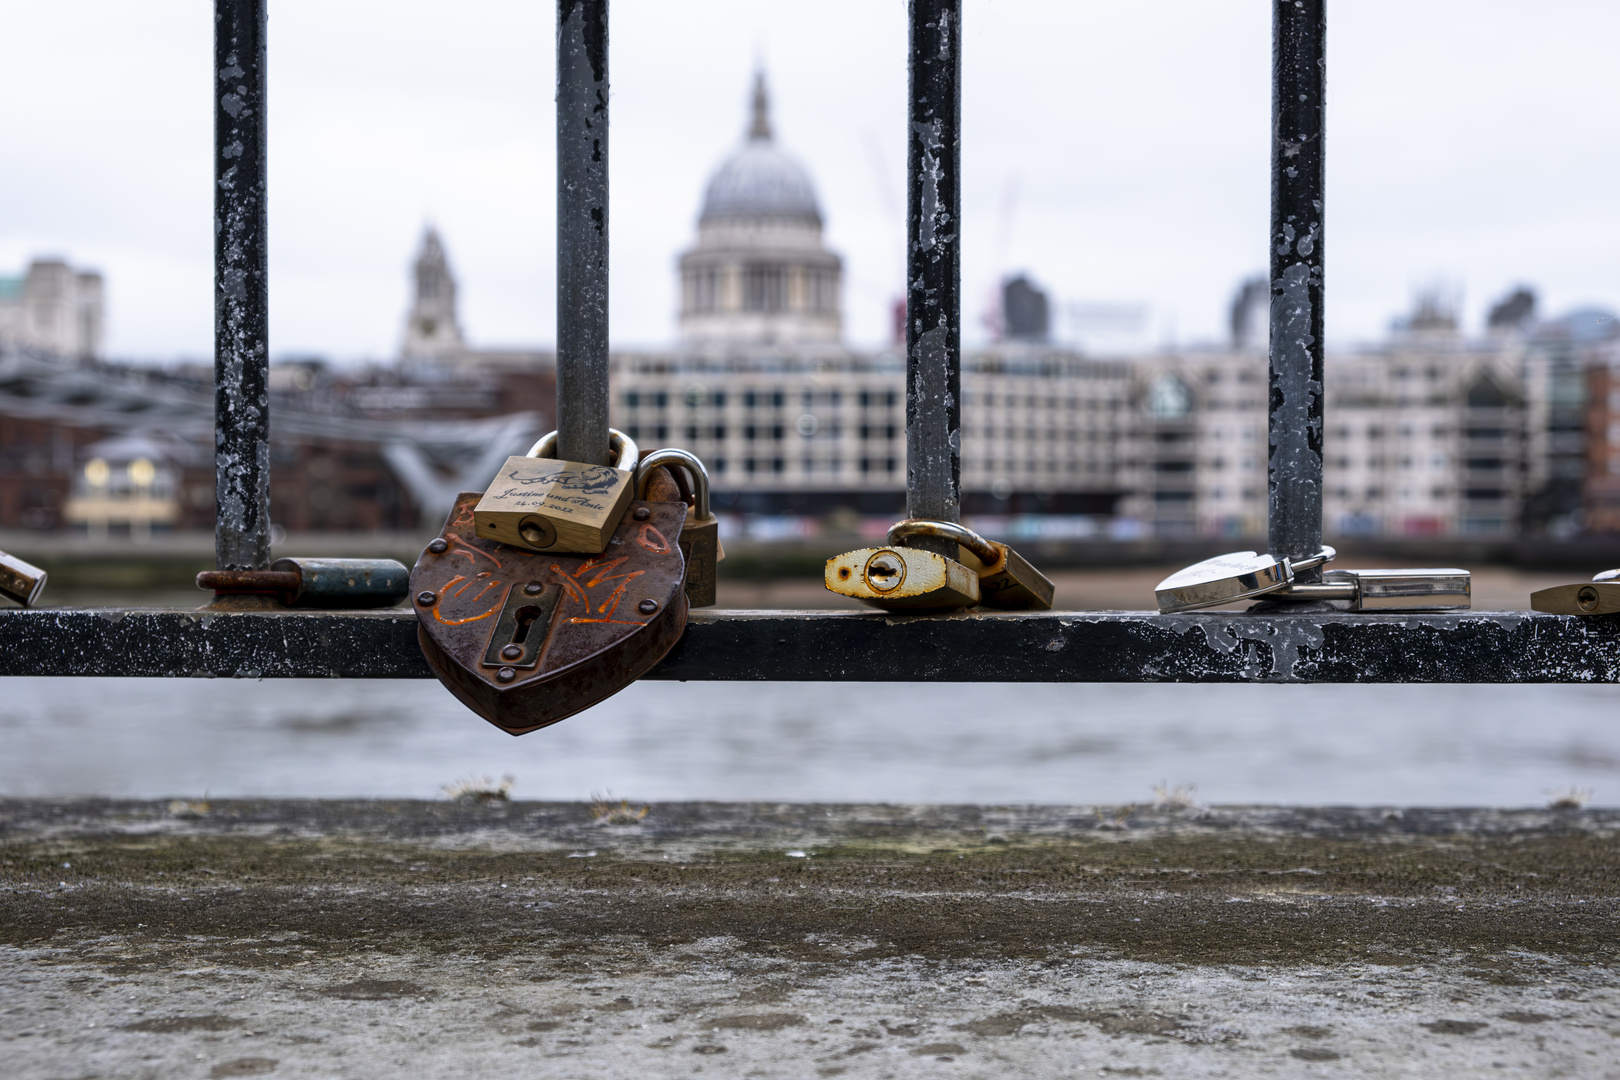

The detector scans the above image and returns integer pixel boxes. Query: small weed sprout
[442,774,514,803]
[1152,780,1200,811]
[590,791,650,825]
[1095,804,1134,829]
[1547,786,1591,810]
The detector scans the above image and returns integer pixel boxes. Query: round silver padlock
[1155,546,1336,614]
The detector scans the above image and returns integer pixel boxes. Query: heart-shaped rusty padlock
[411,489,689,735]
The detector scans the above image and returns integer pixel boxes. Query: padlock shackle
[887,519,1000,567]
[525,428,640,473]
[1286,546,1337,574]
[634,449,711,520]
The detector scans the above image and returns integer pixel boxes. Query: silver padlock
[1156,546,1470,613]
[0,548,47,608]
[1280,568,1471,611]
[1154,547,1333,613]
[1532,569,1620,615]
[634,448,723,609]
[886,519,1055,610]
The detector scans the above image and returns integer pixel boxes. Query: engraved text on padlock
[474,428,639,555]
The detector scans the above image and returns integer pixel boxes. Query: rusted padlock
[198,557,410,609]
[635,448,722,608]
[886,519,1055,610]
[825,524,980,612]
[474,428,640,555]
[411,489,688,735]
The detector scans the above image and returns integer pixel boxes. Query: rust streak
[636,525,671,554]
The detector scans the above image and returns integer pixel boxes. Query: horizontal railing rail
[1,608,1616,684]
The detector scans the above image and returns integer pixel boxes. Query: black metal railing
[2,0,1617,685]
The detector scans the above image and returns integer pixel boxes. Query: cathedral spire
[748,71,772,142]
[402,224,464,361]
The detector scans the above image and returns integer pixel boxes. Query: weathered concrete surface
[1,800,1617,1078]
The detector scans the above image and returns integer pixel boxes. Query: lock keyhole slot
[511,605,542,644]
[481,582,562,672]
[518,515,558,550]
[863,550,906,593]
[1578,586,1600,612]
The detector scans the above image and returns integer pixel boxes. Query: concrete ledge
[4,607,1620,682]
[2,799,1616,1077]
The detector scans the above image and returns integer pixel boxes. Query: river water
[2,678,1614,807]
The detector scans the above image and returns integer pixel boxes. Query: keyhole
[511,605,541,644]
[864,550,905,593]
[1578,586,1600,612]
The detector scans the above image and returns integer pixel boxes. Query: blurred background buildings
[2,75,1619,556]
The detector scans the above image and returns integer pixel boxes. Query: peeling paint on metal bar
[214,0,270,572]
[904,0,963,558]
[556,0,611,467]
[3,609,1619,684]
[1268,0,1326,575]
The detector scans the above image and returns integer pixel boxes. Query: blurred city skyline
[3,0,1620,361]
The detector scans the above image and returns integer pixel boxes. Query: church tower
[678,73,842,347]
[402,226,465,361]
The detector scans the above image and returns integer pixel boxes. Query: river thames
[3,677,1614,807]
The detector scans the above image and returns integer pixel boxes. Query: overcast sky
[2,1,1618,361]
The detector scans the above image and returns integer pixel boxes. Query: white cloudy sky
[2,1,1618,361]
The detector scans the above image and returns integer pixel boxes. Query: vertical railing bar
[1268,0,1327,578]
[556,0,611,467]
[213,0,271,571]
[904,0,963,557]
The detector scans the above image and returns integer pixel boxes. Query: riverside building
[3,77,1616,542]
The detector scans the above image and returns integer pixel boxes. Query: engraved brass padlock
[634,448,723,608]
[1531,569,1620,615]
[825,518,981,612]
[886,519,1055,611]
[474,428,640,555]
[412,489,688,735]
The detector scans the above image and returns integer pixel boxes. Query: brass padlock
[886,519,1055,610]
[1532,569,1620,615]
[635,448,723,608]
[411,489,688,735]
[474,428,640,555]
[825,519,980,612]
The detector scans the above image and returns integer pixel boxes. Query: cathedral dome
[701,143,821,223]
[698,76,821,225]
[678,72,842,347]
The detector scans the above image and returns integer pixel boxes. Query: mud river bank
[2,800,1616,1077]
